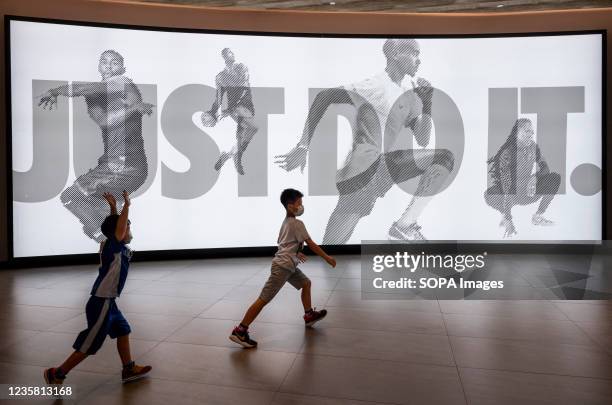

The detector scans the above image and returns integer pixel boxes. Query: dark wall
[1,0,610,262]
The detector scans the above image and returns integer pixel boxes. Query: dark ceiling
[132,0,612,13]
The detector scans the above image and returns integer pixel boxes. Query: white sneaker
[532,214,555,226]
[388,222,427,241]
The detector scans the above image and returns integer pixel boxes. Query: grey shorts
[75,161,147,197]
[258,264,310,303]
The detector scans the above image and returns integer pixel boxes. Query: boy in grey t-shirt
[230,188,336,348]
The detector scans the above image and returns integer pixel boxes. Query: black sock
[305,308,313,314]
[123,361,135,370]
[238,323,249,331]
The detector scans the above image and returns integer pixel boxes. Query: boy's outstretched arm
[305,238,336,268]
[115,191,131,241]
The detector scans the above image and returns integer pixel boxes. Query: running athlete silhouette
[275,39,454,243]
[202,48,258,175]
[38,50,153,242]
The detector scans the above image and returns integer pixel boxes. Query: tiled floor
[0,255,611,404]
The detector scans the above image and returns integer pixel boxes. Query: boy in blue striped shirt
[44,191,152,384]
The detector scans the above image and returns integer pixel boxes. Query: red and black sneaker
[304,308,327,327]
[229,326,258,348]
[43,368,65,385]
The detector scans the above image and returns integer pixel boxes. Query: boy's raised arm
[115,191,130,241]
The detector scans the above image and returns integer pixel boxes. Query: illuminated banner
[8,18,603,257]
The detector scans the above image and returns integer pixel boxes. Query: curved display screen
[8,18,604,257]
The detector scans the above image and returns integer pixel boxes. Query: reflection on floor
[0,255,610,404]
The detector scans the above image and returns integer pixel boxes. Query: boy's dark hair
[280,188,303,208]
[101,214,119,239]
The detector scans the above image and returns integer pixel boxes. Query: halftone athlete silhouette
[275,39,454,243]
[485,118,559,238]
[202,48,258,175]
[38,50,153,242]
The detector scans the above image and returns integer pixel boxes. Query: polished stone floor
[0,255,610,404]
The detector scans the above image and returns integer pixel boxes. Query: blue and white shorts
[73,296,131,355]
